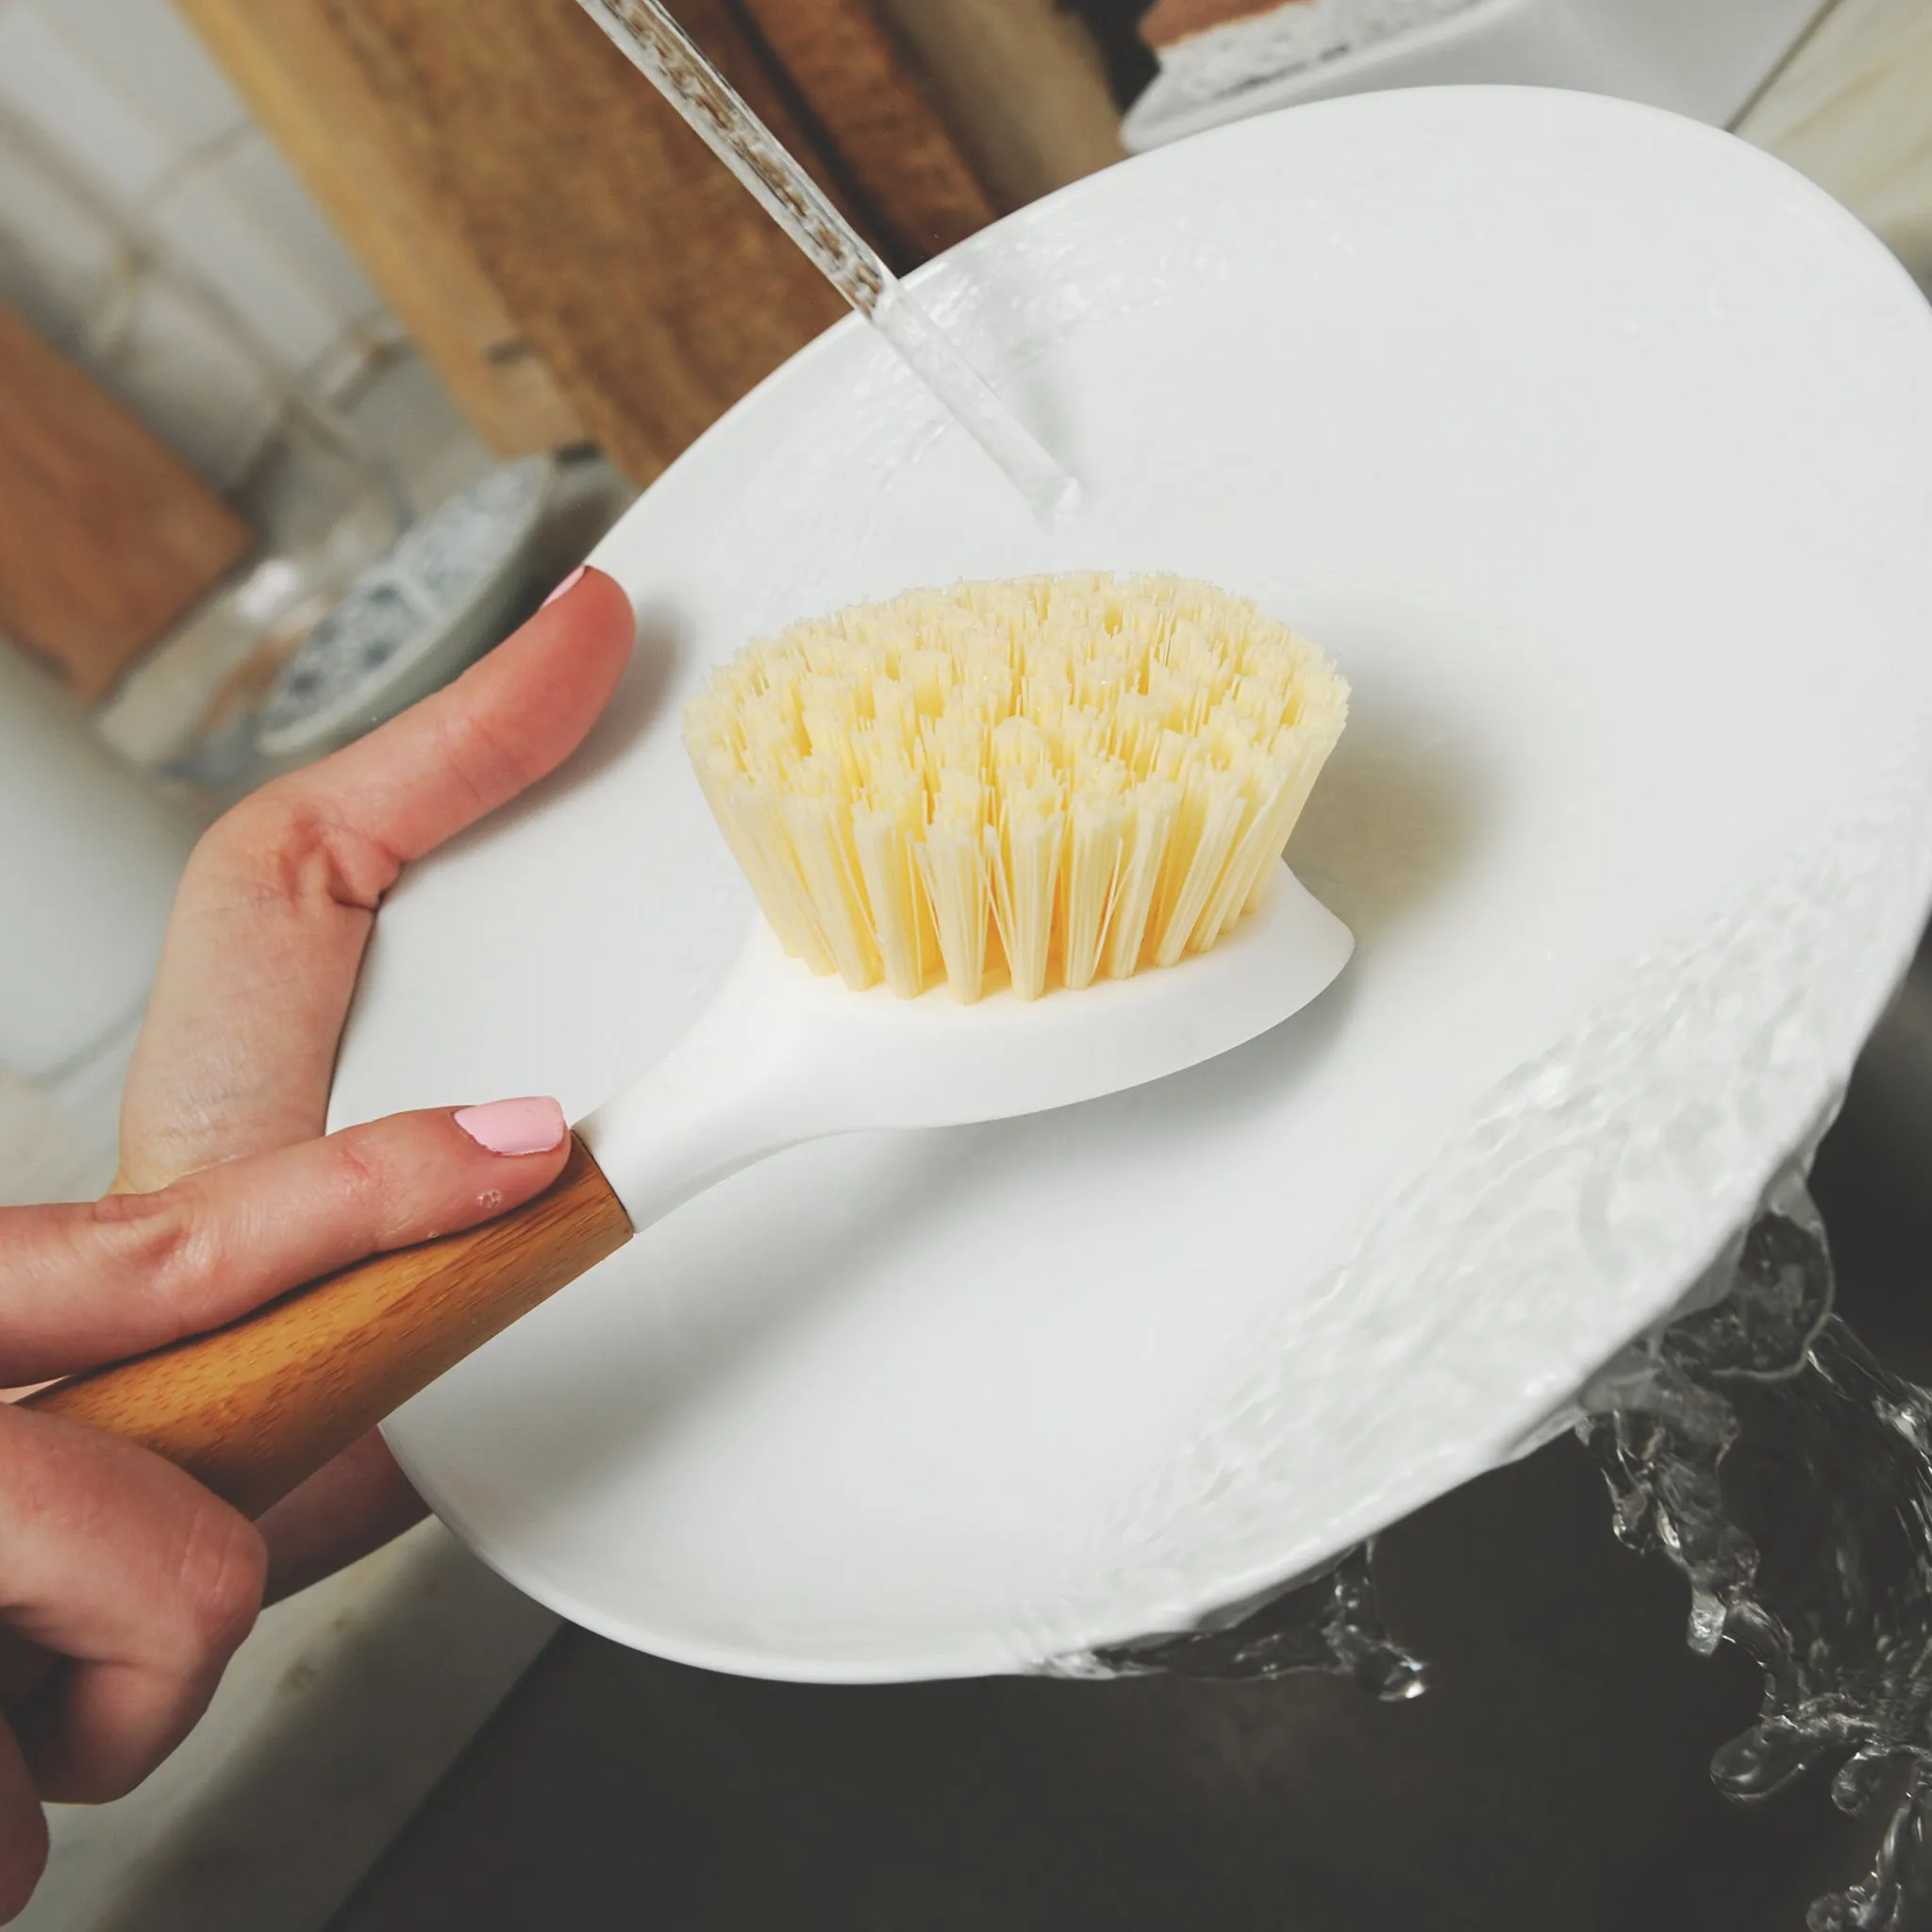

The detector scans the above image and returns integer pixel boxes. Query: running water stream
[575,0,1080,525]
[1581,1174,1932,1931]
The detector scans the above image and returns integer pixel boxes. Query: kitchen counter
[1738,0,1932,293]
[22,1528,554,1932]
[17,8,1932,1925]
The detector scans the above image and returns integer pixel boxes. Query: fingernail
[541,564,588,608]
[454,1097,567,1156]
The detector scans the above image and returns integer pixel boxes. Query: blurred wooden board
[186,0,1120,481]
[0,303,252,704]
[737,0,996,259]
[180,0,589,458]
[316,0,930,484]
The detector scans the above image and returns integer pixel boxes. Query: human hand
[116,562,632,1588]
[0,566,632,1914]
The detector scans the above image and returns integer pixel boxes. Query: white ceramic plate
[334,90,1932,1682]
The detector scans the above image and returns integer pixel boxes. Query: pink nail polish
[541,564,588,608]
[454,1097,567,1156]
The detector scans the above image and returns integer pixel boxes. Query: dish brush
[29,574,1353,1517]
[685,574,1346,1003]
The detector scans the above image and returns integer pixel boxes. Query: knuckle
[328,1127,392,1201]
[332,1112,484,1249]
[439,707,540,809]
[192,786,307,892]
[83,1191,217,1343]
[208,785,398,915]
[327,1128,408,1241]
[169,1504,266,1664]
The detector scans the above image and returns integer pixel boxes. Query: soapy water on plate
[1045,1165,1932,1931]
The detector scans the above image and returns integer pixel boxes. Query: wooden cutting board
[180,0,1122,486]
[0,304,253,704]
[311,0,1008,485]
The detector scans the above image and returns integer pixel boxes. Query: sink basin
[325,998,1932,1931]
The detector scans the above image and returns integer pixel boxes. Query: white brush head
[683,574,1349,1004]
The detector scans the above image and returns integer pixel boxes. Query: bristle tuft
[684,574,1348,1000]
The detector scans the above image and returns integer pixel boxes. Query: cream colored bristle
[683,574,1349,1002]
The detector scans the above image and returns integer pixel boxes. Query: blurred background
[4,0,1928,1208]
[1,4,1929,1927]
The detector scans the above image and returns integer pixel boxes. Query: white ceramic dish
[334,89,1932,1682]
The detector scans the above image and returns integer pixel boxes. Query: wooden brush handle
[25,1137,632,1520]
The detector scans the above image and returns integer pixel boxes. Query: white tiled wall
[0,0,400,487]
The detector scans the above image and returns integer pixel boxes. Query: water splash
[1070,1542,1427,1698]
[1579,1169,1932,1931]
[1059,1162,1932,1929]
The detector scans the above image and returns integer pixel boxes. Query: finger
[257,1430,429,1605]
[263,564,636,870]
[0,1721,46,1924]
[0,1100,568,1384]
[0,1406,265,1804]
[120,568,633,1189]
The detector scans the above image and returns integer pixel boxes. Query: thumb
[0,1100,570,1387]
